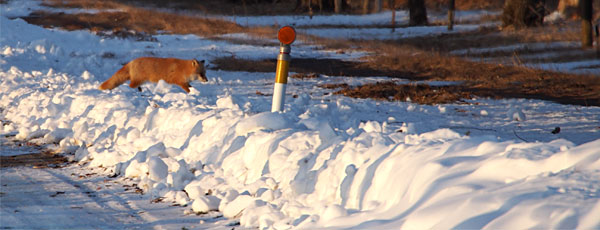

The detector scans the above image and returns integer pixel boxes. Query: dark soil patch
[212,57,411,78]
[1,152,69,168]
[335,82,472,104]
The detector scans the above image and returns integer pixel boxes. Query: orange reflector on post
[278,26,296,45]
[272,26,295,112]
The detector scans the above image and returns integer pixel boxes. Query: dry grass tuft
[41,0,124,10]
[335,82,472,105]
[290,73,321,79]
[23,9,244,37]
[319,83,350,89]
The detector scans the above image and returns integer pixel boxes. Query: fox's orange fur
[99,57,208,93]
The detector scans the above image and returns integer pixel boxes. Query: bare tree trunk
[408,0,428,26]
[448,0,455,30]
[596,25,600,58]
[389,0,395,32]
[579,0,593,48]
[334,0,342,13]
[318,0,323,12]
[373,0,382,13]
[363,0,369,14]
[309,0,314,18]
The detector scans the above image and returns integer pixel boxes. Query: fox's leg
[177,82,191,93]
[129,80,143,89]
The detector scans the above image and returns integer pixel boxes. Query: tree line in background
[239,0,596,49]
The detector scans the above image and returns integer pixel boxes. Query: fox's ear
[192,59,199,66]
[200,60,205,64]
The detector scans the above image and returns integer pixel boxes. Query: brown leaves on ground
[335,82,473,105]
[23,6,244,37]
[358,43,600,106]
[290,73,321,79]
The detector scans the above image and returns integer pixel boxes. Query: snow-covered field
[229,9,499,27]
[1,1,600,229]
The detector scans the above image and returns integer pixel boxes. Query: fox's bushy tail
[99,64,130,90]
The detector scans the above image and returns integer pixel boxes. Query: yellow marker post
[272,26,296,112]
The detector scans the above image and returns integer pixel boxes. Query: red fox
[99,57,208,93]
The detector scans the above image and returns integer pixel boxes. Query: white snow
[192,195,221,213]
[1,2,599,230]
[229,10,500,27]
[299,24,485,40]
[526,60,600,75]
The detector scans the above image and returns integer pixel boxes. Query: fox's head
[191,59,208,82]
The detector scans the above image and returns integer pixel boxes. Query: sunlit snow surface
[1,3,599,230]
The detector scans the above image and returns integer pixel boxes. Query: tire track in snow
[0,165,233,229]
[0,166,145,229]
